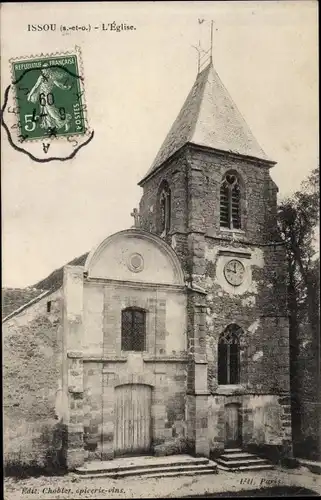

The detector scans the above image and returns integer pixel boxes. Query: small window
[218,324,242,385]
[220,173,241,229]
[158,181,171,235]
[121,307,146,352]
[47,301,52,313]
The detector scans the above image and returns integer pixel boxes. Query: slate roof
[140,62,271,184]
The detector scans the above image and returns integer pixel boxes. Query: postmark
[1,46,94,161]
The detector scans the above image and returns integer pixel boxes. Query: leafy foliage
[278,167,319,327]
[278,166,320,459]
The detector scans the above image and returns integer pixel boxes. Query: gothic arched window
[218,324,242,385]
[159,181,171,234]
[220,173,241,229]
[121,307,146,352]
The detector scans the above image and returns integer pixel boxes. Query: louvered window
[220,174,241,229]
[218,324,242,385]
[121,308,146,352]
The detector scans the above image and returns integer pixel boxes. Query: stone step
[216,463,274,472]
[215,457,270,468]
[218,455,267,463]
[229,464,274,471]
[223,448,243,453]
[220,452,256,460]
[213,449,274,472]
[297,459,321,475]
[76,463,217,479]
[75,456,211,476]
[142,468,218,479]
[111,463,217,479]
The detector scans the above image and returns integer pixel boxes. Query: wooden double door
[114,384,152,456]
[225,403,242,448]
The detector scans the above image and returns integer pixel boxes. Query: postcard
[1,2,319,499]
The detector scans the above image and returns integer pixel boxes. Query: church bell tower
[137,57,292,457]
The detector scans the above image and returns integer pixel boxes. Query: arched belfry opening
[157,180,171,236]
[220,172,242,230]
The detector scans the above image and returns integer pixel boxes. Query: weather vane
[192,19,216,74]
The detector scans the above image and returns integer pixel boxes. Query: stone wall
[208,394,290,453]
[139,153,188,239]
[82,281,187,358]
[204,238,290,394]
[3,290,63,469]
[81,358,188,461]
[186,147,279,243]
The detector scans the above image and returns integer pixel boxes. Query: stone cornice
[211,389,291,396]
[186,143,276,168]
[84,277,186,293]
[218,249,252,259]
[68,351,189,363]
[205,234,285,247]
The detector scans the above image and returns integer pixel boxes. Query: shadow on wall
[294,436,320,462]
[4,417,67,478]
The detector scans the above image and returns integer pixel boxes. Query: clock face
[224,259,245,286]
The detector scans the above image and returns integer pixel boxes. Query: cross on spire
[130,208,141,228]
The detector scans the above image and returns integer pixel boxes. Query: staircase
[215,448,274,472]
[75,454,218,479]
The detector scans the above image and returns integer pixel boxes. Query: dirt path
[4,466,321,500]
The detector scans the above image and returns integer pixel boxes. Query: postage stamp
[12,52,86,140]
[1,47,93,161]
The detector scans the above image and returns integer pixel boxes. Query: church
[3,57,293,471]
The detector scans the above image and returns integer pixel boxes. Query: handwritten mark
[43,143,50,154]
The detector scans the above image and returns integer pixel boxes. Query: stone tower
[138,62,292,457]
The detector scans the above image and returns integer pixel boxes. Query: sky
[1,1,318,288]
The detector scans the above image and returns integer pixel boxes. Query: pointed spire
[139,61,272,184]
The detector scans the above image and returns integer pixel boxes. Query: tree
[278,167,320,459]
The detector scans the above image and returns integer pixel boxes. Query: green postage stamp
[11,49,87,142]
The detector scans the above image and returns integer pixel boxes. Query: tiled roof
[2,252,88,321]
[32,252,89,292]
[140,62,271,184]
[2,288,45,320]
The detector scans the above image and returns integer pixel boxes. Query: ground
[4,465,321,500]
